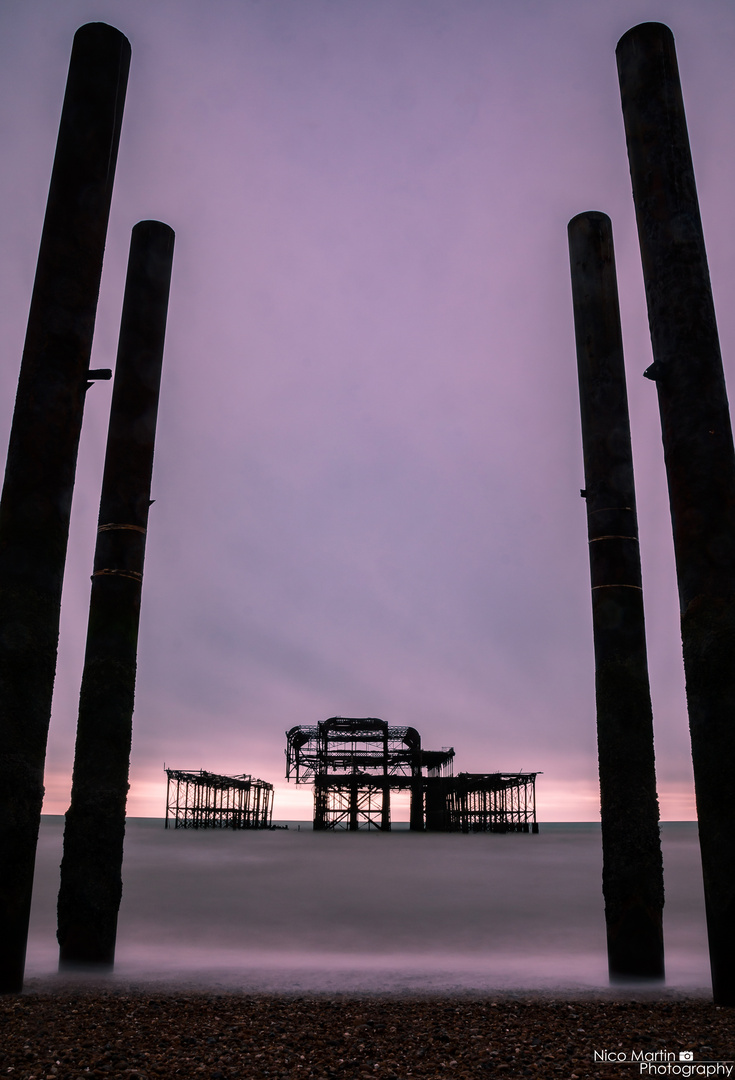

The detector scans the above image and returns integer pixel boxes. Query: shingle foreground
[1,992,731,1079]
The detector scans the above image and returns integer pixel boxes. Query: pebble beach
[2,990,733,1080]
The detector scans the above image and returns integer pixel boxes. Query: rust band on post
[97,523,147,534]
[592,585,644,591]
[91,569,143,582]
[589,508,633,515]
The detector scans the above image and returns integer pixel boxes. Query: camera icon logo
[679,1051,694,1061]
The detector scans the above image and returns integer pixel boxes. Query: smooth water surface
[26,819,709,994]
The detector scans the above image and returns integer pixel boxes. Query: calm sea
[26,818,710,995]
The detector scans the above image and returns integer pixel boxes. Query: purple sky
[2,0,735,820]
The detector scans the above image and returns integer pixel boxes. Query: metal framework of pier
[164,768,273,829]
[426,772,538,832]
[285,717,538,831]
[285,717,454,830]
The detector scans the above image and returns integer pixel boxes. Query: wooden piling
[0,23,130,993]
[617,22,735,1004]
[568,210,665,980]
[57,220,174,968]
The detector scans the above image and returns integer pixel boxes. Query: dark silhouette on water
[568,210,665,981]
[286,717,538,832]
[57,221,174,970]
[164,768,274,829]
[617,22,735,1005]
[0,23,130,994]
[286,718,449,830]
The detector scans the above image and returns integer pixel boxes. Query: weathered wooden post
[568,210,665,980]
[617,22,735,1004]
[0,23,130,994]
[57,220,174,968]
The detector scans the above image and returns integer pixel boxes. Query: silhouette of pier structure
[428,772,539,833]
[285,717,538,832]
[165,768,273,829]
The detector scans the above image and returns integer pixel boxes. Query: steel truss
[286,717,454,830]
[314,777,391,831]
[286,718,540,832]
[442,772,538,833]
[164,768,273,829]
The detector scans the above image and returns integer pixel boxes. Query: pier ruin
[285,717,538,832]
[427,772,539,833]
[165,768,273,829]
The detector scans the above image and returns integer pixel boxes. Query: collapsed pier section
[426,772,539,832]
[164,768,273,829]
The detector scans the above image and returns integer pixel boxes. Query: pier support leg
[349,776,359,831]
[410,776,424,831]
[569,210,665,981]
[313,782,327,830]
[380,783,391,831]
[57,221,174,969]
[617,22,735,1003]
[0,23,130,994]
